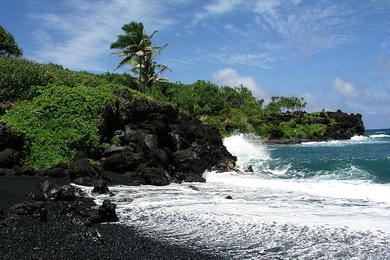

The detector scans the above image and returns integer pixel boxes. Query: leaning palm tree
[110,22,170,92]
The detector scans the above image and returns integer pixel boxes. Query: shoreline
[0,176,225,260]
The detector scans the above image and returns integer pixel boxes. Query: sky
[1,0,390,129]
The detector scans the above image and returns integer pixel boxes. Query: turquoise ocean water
[263,129,390,183]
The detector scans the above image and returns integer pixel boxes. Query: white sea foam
[300,134,389,147]
[350,135,368,141]
[79,134,390,258]
[370,134,390,138]
[204,171,390,204]
[79,180,390,259]
[223,134,270,167]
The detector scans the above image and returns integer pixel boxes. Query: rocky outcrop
[0,124,25,176]
[88,200,118,224]
[0,98,236,186]
[265,110,365,142]
[0,124,24,151]
[99,99,236,185]
[325,110,365,139]
[1,180,118,228]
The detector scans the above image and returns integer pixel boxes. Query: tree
[110,22,169,92]
[0,25,22,57]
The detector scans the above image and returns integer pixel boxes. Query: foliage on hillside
[2,84,117,168]
[150,81,326,139]
[0,57,140,102]
[0,56,342,167]
[1,81,153,168]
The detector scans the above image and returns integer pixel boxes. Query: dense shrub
[150,81,264,136]
[1,84,125,168]
[0,57,113,102]
[97,72,138,90]
[0,56,332,144]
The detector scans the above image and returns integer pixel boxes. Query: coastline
[0,176,225,260]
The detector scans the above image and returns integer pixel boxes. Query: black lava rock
[0,124,24,151]
[72,176,95,186]
[68,159,102,180]
[9,201,47,222]
[92,180,110,194]
[0,149,20,168]
[88,200,118,224]
[44,184,80,202]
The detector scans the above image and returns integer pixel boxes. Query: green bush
[305,123,326,138]
[150,81,264,135]
[1,83,121,168]
[0,57,114,102]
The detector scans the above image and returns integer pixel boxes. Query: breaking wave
[81,130,390,259]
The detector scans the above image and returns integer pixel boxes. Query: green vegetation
[0,55,332,167]
[0,56,112,102]
[150,81,328,139]
[0,23,338,168]
[111,21,169,92]
[0,25,22,57]
[2,84,117,168]
[1,82,151,168]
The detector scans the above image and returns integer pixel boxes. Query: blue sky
[1,0,390,129]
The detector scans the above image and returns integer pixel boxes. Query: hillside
[0,57,364,170]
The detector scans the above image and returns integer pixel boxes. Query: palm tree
[110,22,169,92]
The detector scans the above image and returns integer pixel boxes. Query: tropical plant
[0,25,22,57]
[0,56,105,102]
[110,22,170,92]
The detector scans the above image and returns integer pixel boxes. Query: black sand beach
[0,176,225,260]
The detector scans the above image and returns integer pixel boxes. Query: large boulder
[13,165,36,176]
[0,149,20,168]
[123,124,149,145]
[92,180,110,194]
[0,124,24,151]
[142,134,170,166]
[101,151,144,173]
[39,165,67,178]
[88,200,118,224]
[103,145,126,157]
[41,183,81,202]
[135,164,171,186]
[9,201,47,222]
[68,159,102,180]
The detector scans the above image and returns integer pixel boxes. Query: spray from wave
[223,134,270,167]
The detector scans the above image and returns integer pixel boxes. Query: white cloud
[195,0,354,65]
[213,53,276,69]
[212,68,268,98]
[254,0,282,14]
[30,0,183,71]
[333,78,358,98]
[331,77,390,116]
[204,0,242,14]
[193,0,243,24]
[332,77,380,105]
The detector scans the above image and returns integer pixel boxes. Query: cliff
[264,110,365,144]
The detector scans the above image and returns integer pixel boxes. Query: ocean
[83,129,390,259]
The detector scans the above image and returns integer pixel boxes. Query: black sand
[0,176,226,260]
